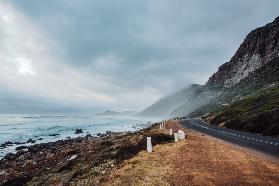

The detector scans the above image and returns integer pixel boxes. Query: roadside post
[178,130,186,140]
[174,133,178,142]
[170,129,173,136]
[147,137,152,153]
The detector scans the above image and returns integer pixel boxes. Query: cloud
[1,0,279,113]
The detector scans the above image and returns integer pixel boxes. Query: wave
[22,115,68,119]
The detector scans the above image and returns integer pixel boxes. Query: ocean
[0,114,159,159]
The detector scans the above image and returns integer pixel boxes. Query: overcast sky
[0,0,278,114]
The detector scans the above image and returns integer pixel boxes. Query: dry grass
[102,120,279,186]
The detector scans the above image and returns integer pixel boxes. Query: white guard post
[170,129,173,135]
[174,133,178,142]
[147,137,152,153]
[178,130,186,140]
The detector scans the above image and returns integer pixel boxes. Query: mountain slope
[140,17,279,136]
[191,16,279,136]
[138,84,202,117]
[206,85,279,136]
[190,56,279,118]
[170,85,220,117]
[207,16,279,87]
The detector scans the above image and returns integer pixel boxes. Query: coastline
[0,114,154,159]
[1,120,279,185]
[0,122,171,185]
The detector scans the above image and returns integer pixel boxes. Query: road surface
[181,119,279,157]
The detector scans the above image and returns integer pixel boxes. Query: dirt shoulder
[103,120,279,185]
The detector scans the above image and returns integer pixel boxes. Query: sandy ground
[103,120,279,186]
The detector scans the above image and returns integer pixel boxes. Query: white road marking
[189,122,279,148]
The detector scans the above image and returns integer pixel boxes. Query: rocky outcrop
[207,16,279,87]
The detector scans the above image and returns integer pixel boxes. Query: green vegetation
[209,86,279,136]
[190,57,279,137]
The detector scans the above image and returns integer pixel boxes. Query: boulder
[75,129,83,134]
[49,134,60,136]
[26,138,36,143]
[15,146,28,151]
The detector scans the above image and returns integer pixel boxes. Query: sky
[0,0,279,114]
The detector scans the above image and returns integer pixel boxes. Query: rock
[49,134,60,136]
[16,150,26,155]
[15,146,28,151]
[68,155,78,161]
[106,131,113,135]
[207,16,279,87]
[4,153,17,161]
[75,129,83,134]
[96,133,102,137]
[5,141,13,145]
[2,174,32,185]
[26,138,36,143]
[14,142,24,145]
[0,141,14,148]
[85,134,92,138]
[37,138,43,140]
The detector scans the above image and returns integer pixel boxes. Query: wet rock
[49,134,60,136]
[0,141,14,148]
[26,138,36,143]
[5,141,13,146]
[97,133,102,137]
[14,142,24,145]
[15,146,28,151]
[4,153,17,161]
[85,134,92,138]
[106,131,113,135]
[37,138,43,140]
[75,129,83,134]
[16,150,26,156]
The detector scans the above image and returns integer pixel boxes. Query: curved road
[181,119,279,158]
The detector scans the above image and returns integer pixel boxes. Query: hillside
[141,16,279,136]
[205,85,279,136]
[192,16,279,136]
[138,84,202,117]
[207,16,279,87]
[198,57,279,136]
[170,85,220,117]
[190,56,279,118]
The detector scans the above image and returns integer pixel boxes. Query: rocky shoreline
[0,123,172,185]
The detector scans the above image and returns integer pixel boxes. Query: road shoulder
[103,121,279,185]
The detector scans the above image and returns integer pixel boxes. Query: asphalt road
[181,119,279,158]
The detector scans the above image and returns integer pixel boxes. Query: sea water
[0,114,159,159]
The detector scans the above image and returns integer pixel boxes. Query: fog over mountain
[1,0,279,113]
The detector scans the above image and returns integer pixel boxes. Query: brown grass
[102,120,279,186]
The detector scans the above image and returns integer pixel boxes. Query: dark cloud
[1,0,279,113]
